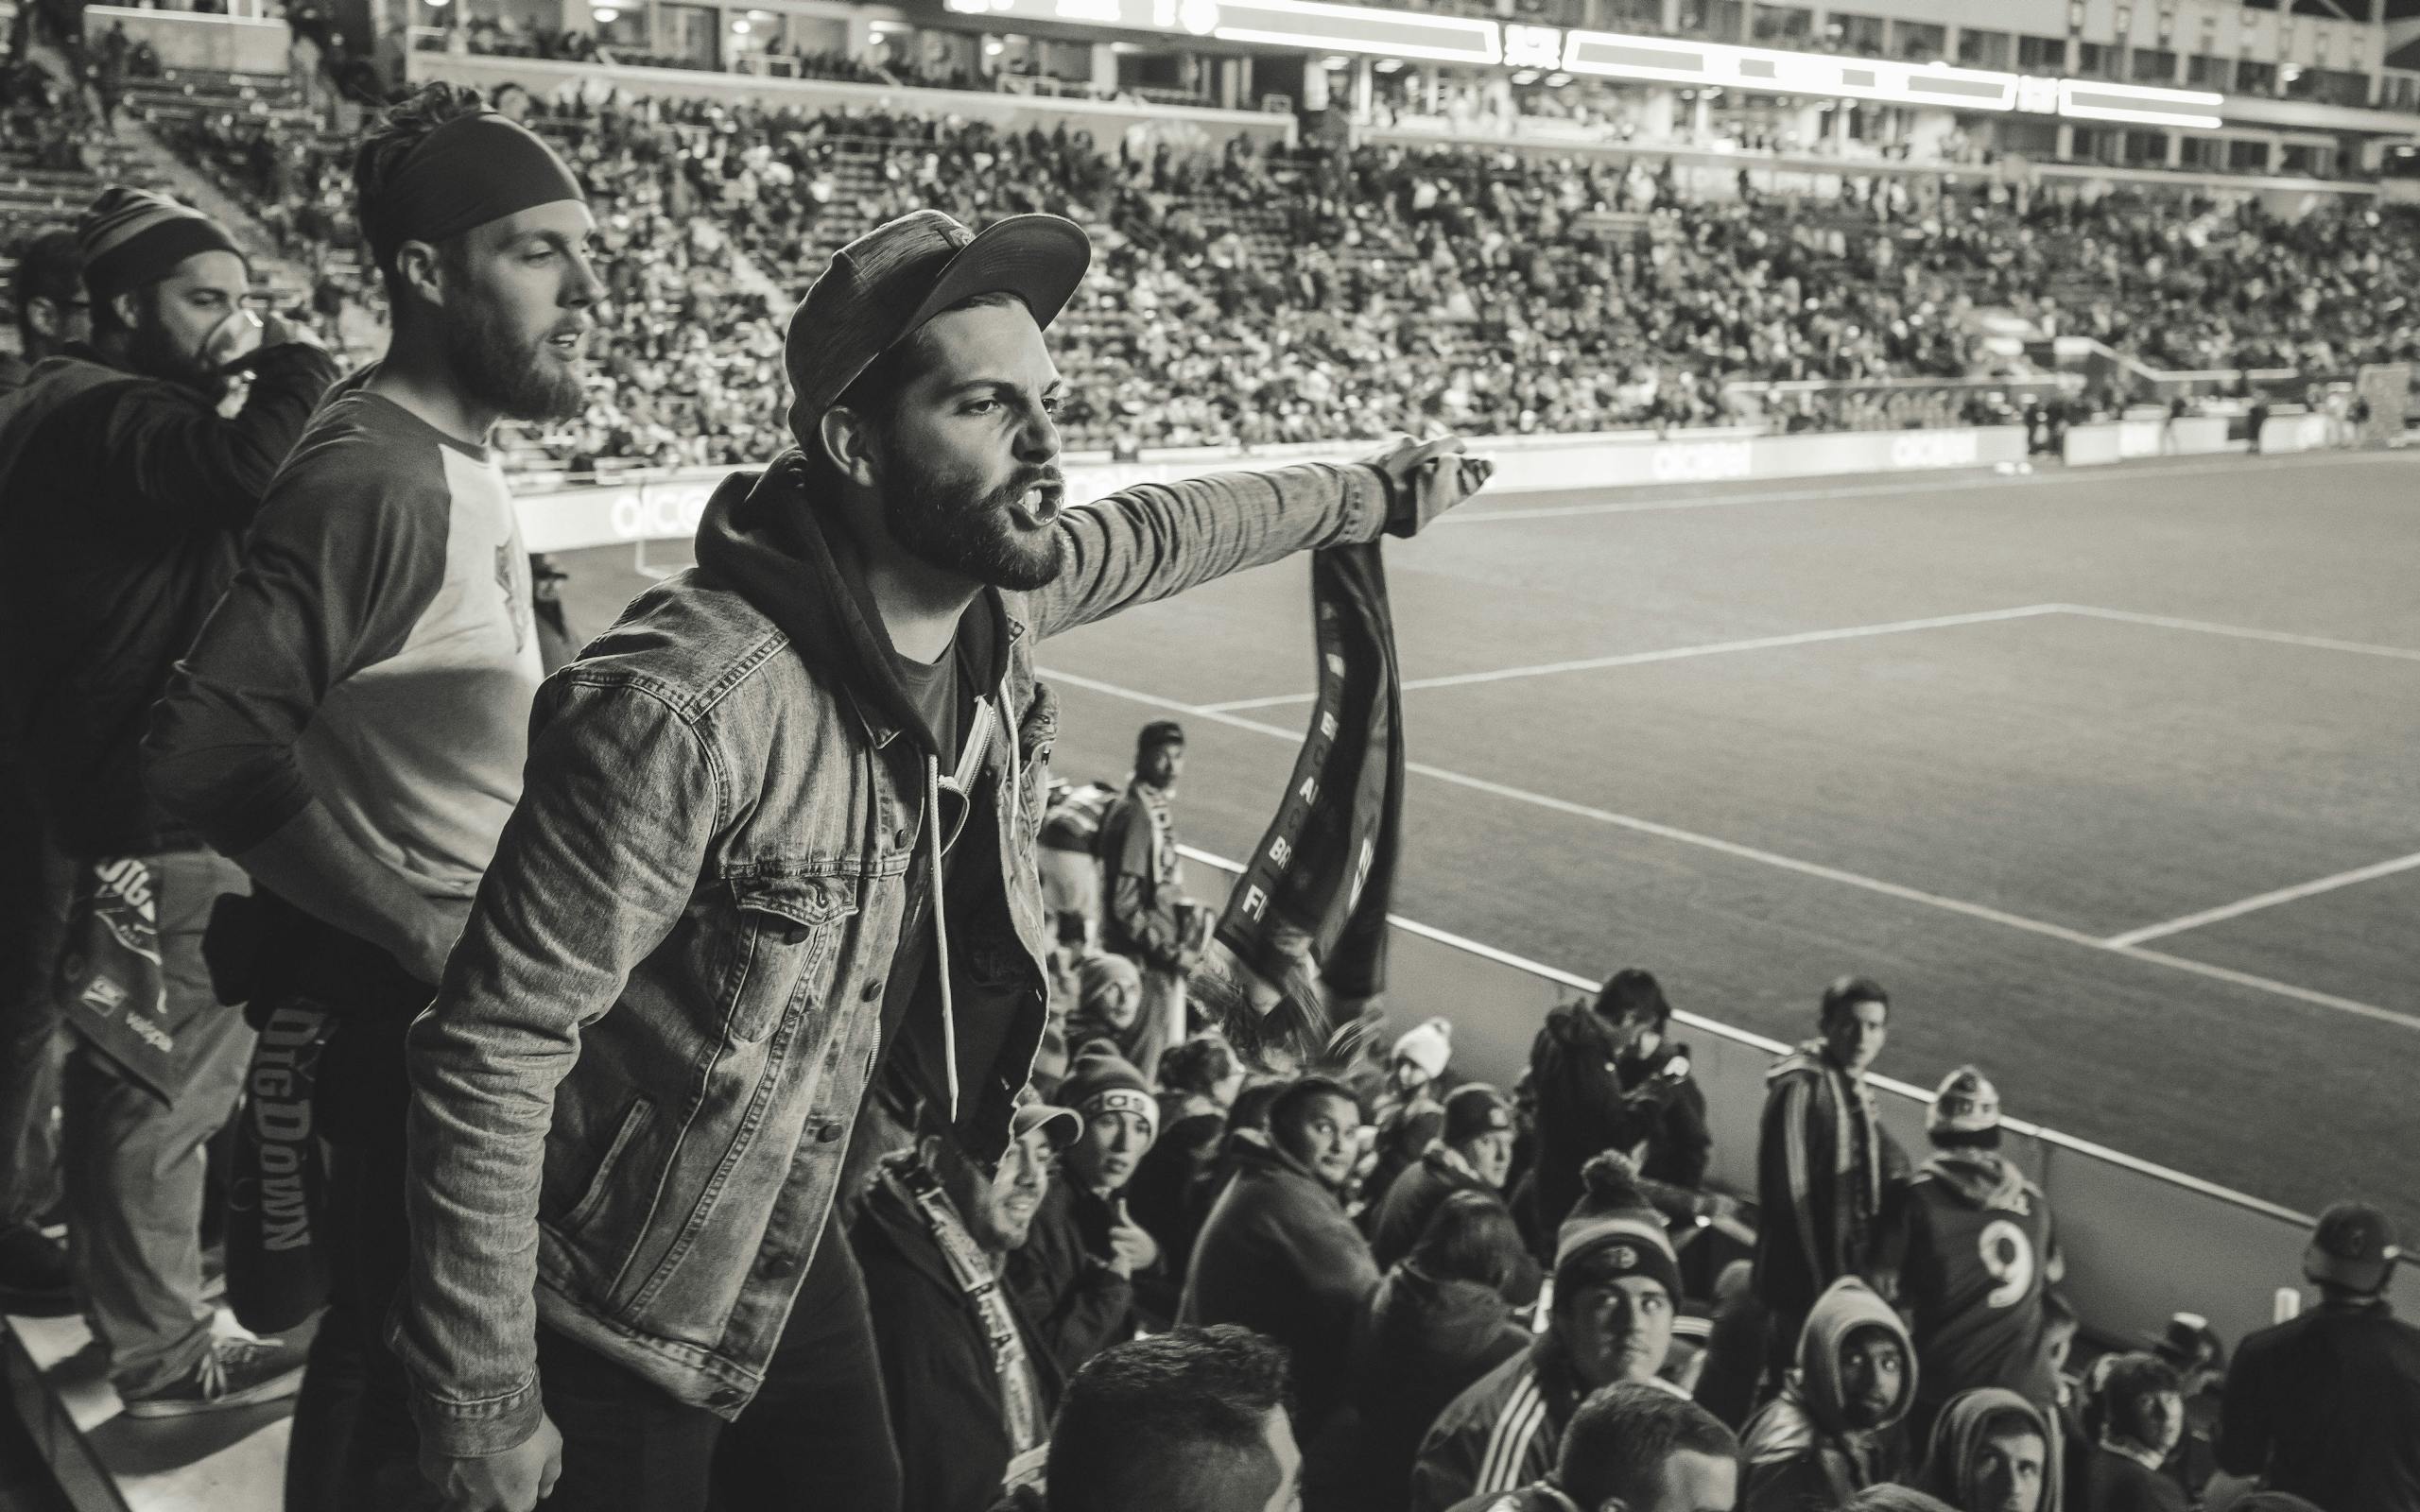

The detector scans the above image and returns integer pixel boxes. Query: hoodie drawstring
[926,752,959,1123]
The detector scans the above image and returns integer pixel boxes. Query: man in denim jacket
[396,209,1492,1512]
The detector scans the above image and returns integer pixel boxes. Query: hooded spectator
[1924,1388,2062,1512]
[1754,976,1899,1366]
[1066,951,1150,1063]
[1741,1276,1918,1512]
[2075,1356,2183,1512]
[1181,1076,1382,1439]
[1444,1383,1743,1512]
[1347,1191,1539,1512]
[1412,1153,1688,1511]
[1877,1066,2065,1440]
[2219,1200,2418,1512]
[1009,1050,1163,1373]
[1373,1084,1536,1296]
[1047,1326,1302,1512]
[1530,969,1712,1253]
[856,1102,1079,1512]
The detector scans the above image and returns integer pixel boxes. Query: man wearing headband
[0,185,338,1417]
[146,82,596,1504]
[389,198,1491,1512]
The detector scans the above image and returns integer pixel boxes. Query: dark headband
[362,112,585,266]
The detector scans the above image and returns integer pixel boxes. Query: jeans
[0,798,70,1228]
[540,1213,902,1512]
[60,848,255,1397]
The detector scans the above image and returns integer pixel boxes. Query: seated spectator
[1009,1051,1162,1374]
[1066,951,1149,1063]
[1411,1153,1688,1511]
[1367,1016,1457,1201]
[1445,1382,1741,1512]
[855,1099,1078,1511]
[1530,969,1712,1252]
[1846,1490,1959,1512]
[1181,1076,1382,1441]
[1348,1191,1539,1512]
[1922,1387,2061,1512]
[1372,1084,1531,1286]
[1046,1325,1301,1512]
[2218,1200,2418,1512]
[2075,1356,2182,1512]
[1876,1066,2064,1441]
[1741,1276,1918,1512]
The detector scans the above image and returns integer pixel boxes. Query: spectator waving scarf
[1197,542,1403,1061]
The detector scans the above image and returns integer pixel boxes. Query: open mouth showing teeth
[1009,483,1063,527]
[545,333,584,356]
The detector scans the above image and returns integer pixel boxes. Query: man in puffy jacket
[1741,1276,1918,1512]
[1182,1075,1380,1438]
[1412,1155,1689,1511]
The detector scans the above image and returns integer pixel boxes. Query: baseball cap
[2143,1312,2225,1373]
[783,209,1092,446]
[1138,719,1185,752]
[2304,1200,2402,1294]
[1011,1098,1082,1154]
[1442,1084,1513,1145]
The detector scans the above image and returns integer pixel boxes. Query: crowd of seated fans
[149,77,2420,471]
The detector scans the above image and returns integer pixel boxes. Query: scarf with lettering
[899,1160,1049,1490]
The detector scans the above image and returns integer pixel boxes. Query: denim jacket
[395,451,1390,1455]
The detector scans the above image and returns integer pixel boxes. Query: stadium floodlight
[593,5,617,20]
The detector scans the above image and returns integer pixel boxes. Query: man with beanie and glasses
[0,185,337,1418]
[1413,1153,1690,1511]
[379,198,1487,1512]
[146,81,596,1505]
[1876,1067,2064,1448]
[2218,1200,2418,1512]
[1096,717,1199,1074]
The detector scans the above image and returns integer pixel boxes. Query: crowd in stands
[140,76,2420,472]
[4,71,2419,1511]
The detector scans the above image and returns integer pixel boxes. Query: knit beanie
[78,186,244,308]
[1927,1065,2001,1136]
[1392,1016,1453,1080]
[1077,954,1143,1019]
[1553,1152,1682,1303]
[1058,1050,1157,1143]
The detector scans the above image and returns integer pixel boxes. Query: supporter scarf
[1199,542,1404,1062]
[361,112,585,265]
[900,1160,1050,1491]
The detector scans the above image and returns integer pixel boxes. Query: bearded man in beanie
[1876,1067,2064,1446]
[376,194,1487,1512]
[0,184,339,1417]
[1097,718,1198,1067]
[145,81,597,1505]
[2218,1200,2419,1512]
[1411,1153,1690,1512]
[1008,1047,1164,1373]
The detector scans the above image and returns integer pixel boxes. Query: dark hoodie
[1529,1004,1711,1240]
[1346,1262,1534,1512]
[693,455,1034,1141]
[1180,1131,1382,1432]
[1923,1387,2065,1512]
[1743,1277,1917,1512]
[854,1163,1062,1512]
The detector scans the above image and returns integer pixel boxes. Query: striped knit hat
[1554,1152,1682,1302]
[77,186,244,307]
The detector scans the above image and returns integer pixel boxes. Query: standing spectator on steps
[1,185,338,1416]
[1098,718,1199,1072]
[1530,969,1712,1251]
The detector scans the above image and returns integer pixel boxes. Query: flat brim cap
[784,209,1091,444]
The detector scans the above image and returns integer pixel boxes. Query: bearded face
[874,422,1065,592]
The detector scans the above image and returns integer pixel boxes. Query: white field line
[1440,449,2414,525]
[1042,666,2420,1036]
[1199,604,2066,713]
[2105,850,2420,949]
[2051,604,2420,663]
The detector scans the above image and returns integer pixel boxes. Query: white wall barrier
[2062,415,2235,466]
[1172,848,2314,1352]
[517,426,2031,550]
